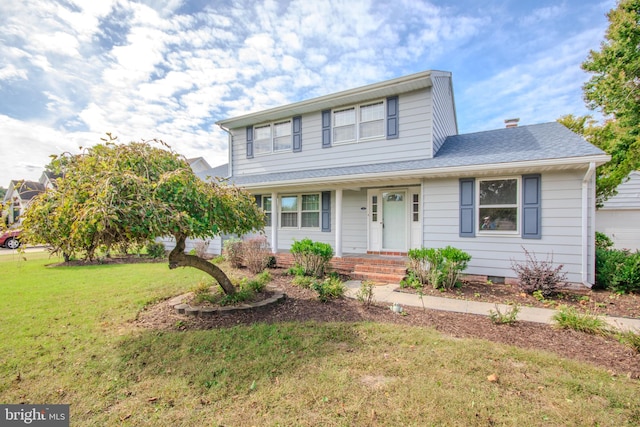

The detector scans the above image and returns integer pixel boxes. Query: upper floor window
[333,100,385,144]
[478,178,519,233]
[252,120,293,155]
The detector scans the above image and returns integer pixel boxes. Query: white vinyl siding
[431,74,458,154]
[424,171,590,284]
[231,87,435,175]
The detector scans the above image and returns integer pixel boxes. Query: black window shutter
[246,126,254,159]
[386,96,399,139]
[522,174,542,239]
[459,178,475,237]
[321,110,331,148]
[321,191,331,232]
[292,116,302,152]
[254,195,262,208]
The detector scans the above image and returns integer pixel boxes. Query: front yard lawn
[1,252,639,426]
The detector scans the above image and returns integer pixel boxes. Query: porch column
[271,191,278,254]
[335,188,343,257]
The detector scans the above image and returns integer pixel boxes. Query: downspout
[581,162,596,286]
[218,124,232,178]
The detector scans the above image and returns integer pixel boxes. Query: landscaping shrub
[595,248,640,293]
[223,237,243,268]
[312,276,346,302]
[242,236,272,274]
[399,271,422,289]
[290,238,334,277]
[552,305,609,336]
[489,304,520,325]
[292,275,315,289]
[145,241,166,259]
[406,246,471,290]
[511,247,567,297]
[194,240,210,258]
[595,231,614,250]
[356,280,375,307]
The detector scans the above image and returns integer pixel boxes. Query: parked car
[0,229,21,249]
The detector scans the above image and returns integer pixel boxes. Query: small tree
[23,136,265,295]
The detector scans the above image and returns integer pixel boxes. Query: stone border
[168,286,286,316]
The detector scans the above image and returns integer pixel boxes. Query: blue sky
[0,0,615,186]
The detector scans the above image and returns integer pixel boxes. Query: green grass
[552,305,611,335]
[1,252,640,426]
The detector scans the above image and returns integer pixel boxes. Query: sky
[0,0,616,187]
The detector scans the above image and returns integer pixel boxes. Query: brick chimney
[505,118,520,128]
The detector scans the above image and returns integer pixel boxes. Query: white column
[335,188,343,258]
[271,192,278,254]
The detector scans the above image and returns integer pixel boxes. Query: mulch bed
[135,269,640,379]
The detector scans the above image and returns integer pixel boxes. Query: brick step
[347,258,408,266]
[352,264,408,275]
[351,272,407,284]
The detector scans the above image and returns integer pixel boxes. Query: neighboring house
[596,171,640,251]
[3,180,46,225]
[187,157,212,175]
[208,70,608,285]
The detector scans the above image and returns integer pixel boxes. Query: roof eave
[217,70,443,129]
[237,154,611,190]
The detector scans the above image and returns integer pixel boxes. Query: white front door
[382,191,407,251]
[368,189,408,252]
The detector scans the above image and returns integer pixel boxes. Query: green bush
[399,271,422,289]
[292,275,315,289]
[595,248,640,293]
[407,246,471,290]
[595,231,614,250]
[145,241,166,259]
[552,305,610,336]
[290,238,334,277]
[311,276,345,302]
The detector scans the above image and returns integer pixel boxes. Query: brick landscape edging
[169,286,286,316]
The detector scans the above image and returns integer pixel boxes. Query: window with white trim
[478,178,519,232]
[254,124,272,155]
[279,194,320,228]
[333,100,385,144]
[263,196,272,227]
[253,120,292,155]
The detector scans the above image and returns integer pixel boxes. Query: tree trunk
[168,234,236,295]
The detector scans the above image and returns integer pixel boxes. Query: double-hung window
[333,100,385,144]
[280,194,320,228]
[252,120,292,155]
[273,121,292,151]
[253,124,272,155]
[478,178,519,232]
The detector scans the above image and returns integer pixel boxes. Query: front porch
[274,252,409,283]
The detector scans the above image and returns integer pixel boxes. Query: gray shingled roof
[196,163,229,180]
[206,122,607,186]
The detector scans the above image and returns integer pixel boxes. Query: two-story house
[213,70,610,286]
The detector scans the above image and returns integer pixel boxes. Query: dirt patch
[135,269,640,379]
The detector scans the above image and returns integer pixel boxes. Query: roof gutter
[581,162,597,286]
[235,154,611,190]
[218,124,233,179]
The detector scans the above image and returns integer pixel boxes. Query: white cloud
[0,0,616,188]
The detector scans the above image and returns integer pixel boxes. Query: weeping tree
[22,135,264,295]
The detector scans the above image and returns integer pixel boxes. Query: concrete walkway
[344,281,640,332]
